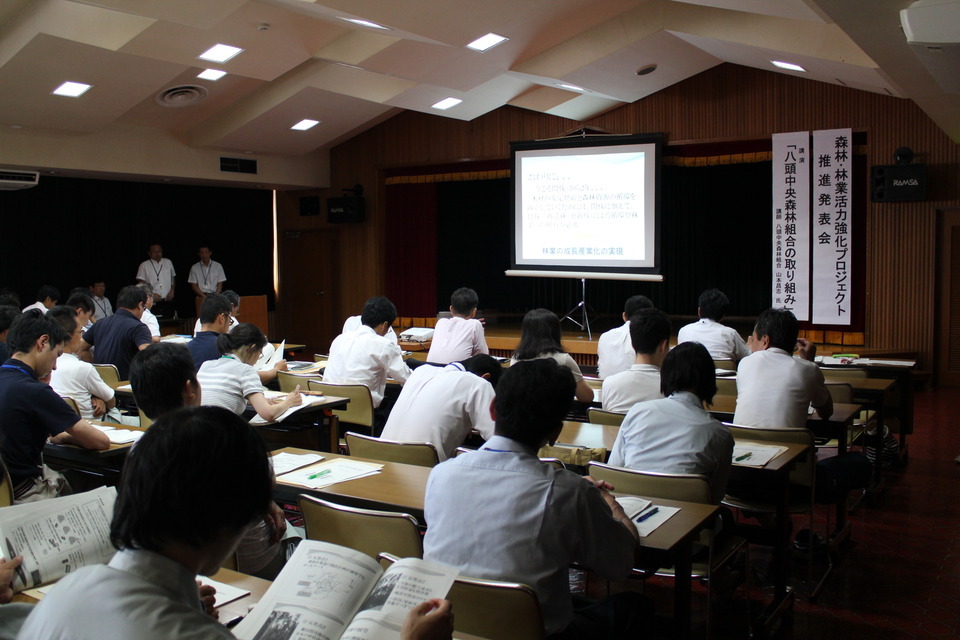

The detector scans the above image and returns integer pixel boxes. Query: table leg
[673,538,692,640]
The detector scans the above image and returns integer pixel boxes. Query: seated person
[187,293,232,370]
[608,342,734,504]
[597,295,654,379]
[0,305,18,363]
[136,283,162,343]
[21,285,59,314]
[197,323,302,423]
[88,280,112,322]
[64,291,95,332]
[381,354,501,460]
[677,288,750,362]
[426,287,488,364]
[424,358,643,638]
[325,296,412,412]
[601,308,670,413]
[192,289,240,336]
[511,308,593,403]
[0,310,109,502]
[734,307,832,429]
[342,313,397,343]
[47,306,136,426]
[77,285,152,379]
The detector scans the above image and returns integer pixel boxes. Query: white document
[0,486,117,592]
[249,391,328,425]
[91,425,143,444]
[614,496,653,520]
[732,442,787,468]
[271,452,325,475]
[278,458,383,489]
[161,335,192,344]
[257,340,285,371]
[633,505,680,537]
[196,576,252,608]
[233,540,458,640]
[116,384,132,392]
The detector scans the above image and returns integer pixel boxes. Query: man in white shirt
[426,287,488,364]
[596,295,654,379]
[324,297,412,427]
[136,243,176,319]
[136,283,162,343]
[342,314,397,343]
[88,280,112,321]
[381,354,501,460]
[187,245,227,300]
[601,308,670,413]
[676,288,750,363]
[21,285,59,313]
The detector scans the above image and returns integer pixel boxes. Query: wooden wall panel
[277,64,960,368]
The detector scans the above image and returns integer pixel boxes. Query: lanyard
[1,364,33,378]
[94,297,108,315]
[200,263,210,285]
[151,260,164,284]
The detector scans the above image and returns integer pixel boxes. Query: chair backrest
[344,431,440,467]
[587,462,712,504]
[138,409,153,428]
[307,380,374,428]
[378,553,545,640]
[61,396,80,415]
[586,408,626,426]
[714,359,736,371]
[725,423,815,488]
[93,364,121,388]
[822,368,868,381]
[0,461,14,507]
[715,377,738,397]
[826,381,854,404]
[276,370,322,393]
[300,495,423,559]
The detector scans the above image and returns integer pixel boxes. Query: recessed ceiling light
[431,97,462,110]
[291,119,320,130]
[199,44,243,63]
[556,83,585,92]
[52,81,92,97]
[772,60,805,72]
[197,69,227,81]
[467,33,508,52]
[340,17,389,30]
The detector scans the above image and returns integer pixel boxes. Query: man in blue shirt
[77,285,152,379]
[187,293,232,370]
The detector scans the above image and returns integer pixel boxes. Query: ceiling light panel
[52,81,92,97]
[431,97,462,110]
[467,33,508,52]
[291,119,319,130]
[197,69,227,81]
[199,44,243,63]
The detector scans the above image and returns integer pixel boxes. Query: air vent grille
[219,157,258,175]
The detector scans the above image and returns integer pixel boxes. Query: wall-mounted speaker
[327,196,365,223]
[871,164,926,202]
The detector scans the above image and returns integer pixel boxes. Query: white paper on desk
[271,452,324,475]
[858,358,915,367]
[116,384,132,392]
[615,496,653,520]
[633,505,680,537]
[92,425,143,444]
[197,576,251,608]
[249,392,327,425]
[279,458,383,489]
[161,335,192,344]
[715,369,737,377]
[256,340,285,371]
[732,443,787,468]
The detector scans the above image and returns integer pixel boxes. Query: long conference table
[272,448,717,640]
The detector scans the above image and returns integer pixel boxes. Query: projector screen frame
[509,132,664,281]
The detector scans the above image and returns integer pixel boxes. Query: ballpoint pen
[735,452,753,462]
[307,469,332,480]
[636,507,659,523]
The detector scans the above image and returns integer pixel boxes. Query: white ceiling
[0,0,956,188]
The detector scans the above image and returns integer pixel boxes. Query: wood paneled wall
[276,64,960,368]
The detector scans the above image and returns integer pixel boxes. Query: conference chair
[714,359,737,371]
[586,408,626,426]
[307,380,374,450]
[378,552,545,640]
[138,409,153,428]
[61,396,80,415]
[93,364,121,388]
[587,462,746,634]
[276,370,321,393]
[300,495,423,559]
[714,377,738,397]
[344,432,440,468]
[0,461,14,507]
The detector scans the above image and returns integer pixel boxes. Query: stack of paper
[732,442,787,467]
[614,496,680,537]
[278,458,383,489]
[249,391,328,425]
[91,425,144,444]
[271,452,324,475]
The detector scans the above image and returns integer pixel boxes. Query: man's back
[597,323,633,379]
[677,318,749,361]
[324,326,410,407]
[426,317,488,364]
[601,364,661,413]
[734,348,829,429]
[82,309,151,379]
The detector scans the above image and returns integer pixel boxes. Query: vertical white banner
[812,128,852,325]
[772,132,810,320]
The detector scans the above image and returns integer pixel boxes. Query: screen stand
[560,278,594,340]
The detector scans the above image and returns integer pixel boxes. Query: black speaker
[327,196,365,223]
[871,164,926,202]
[299,195,320,216]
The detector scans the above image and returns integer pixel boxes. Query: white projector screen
[508,134,663,281]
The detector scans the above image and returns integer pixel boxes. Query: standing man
[88,280,112,322]
[136,243,176,319]
[188,245,227,300]
[77,285,152,379]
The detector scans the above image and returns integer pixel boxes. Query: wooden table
[559,421,618,450]
[43,421,149,483]
[253,394,350,453]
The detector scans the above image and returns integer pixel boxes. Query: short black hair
[494,358,575,449]
[46,305,79,336]
[361,296,397,328]
[0,305,19,333]
[754,307,798,353]
[130,343,198,419]
[0,293,20,308]
[110,406,272,553]
[136,282,154,298]
[450,287,479,316]
[7,309,70,353]
[698,289,730,321]
[117,285,146,310]
[222,290,240,308]
[461,354,502,390]
[199,293,231,325]
[660,341,717,403]
[217,322,267,355]
[65,292,95,314]
[629,308,671,355]
[624,295,654,317]
[514,308,564,360]
[36,285,60,304]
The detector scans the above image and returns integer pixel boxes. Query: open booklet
[256,340,286,371]
[234,540,458,640]
[1,486,116,592]
[249,390,330,425]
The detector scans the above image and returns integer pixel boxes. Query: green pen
[735,452,753,462]
[307,469,332,480]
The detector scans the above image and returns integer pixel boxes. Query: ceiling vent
[220,157,258,175]
[0,169,39,190]
[154,85,208,108]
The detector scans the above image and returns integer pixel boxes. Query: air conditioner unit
[0,169,39,190]
[901,0,960,94]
